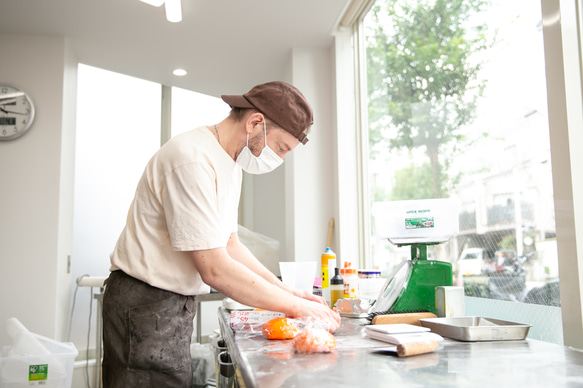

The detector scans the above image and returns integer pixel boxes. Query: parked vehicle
[455,248,489,276]
[524,278,560,307]
[483,249,517,275]
[486,251,536,302]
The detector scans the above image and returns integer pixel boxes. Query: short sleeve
[162,162,228,251]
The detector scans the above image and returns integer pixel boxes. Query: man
[102,81,341,386]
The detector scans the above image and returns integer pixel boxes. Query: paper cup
[279,261,316,294]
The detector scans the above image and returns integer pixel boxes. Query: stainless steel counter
[217,307,583,387]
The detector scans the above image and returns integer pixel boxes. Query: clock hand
[0,107,27,115]
[0,98,17,106]
[0,92,23,101]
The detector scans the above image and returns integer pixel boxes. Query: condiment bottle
[321,247,336,306]
[330,267,344,309]
[340,262,359,299]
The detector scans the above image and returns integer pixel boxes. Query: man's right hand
[292,299,341,333]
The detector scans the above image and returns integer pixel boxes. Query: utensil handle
[397,340,439,357]
[327,218,334,248]
[372,312,437,326]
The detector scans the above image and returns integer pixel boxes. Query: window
[71,65,230,353]
[171,86,230,137]
[359,0,561,342]
[71,64,161,350]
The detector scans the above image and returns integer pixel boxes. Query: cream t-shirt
[110,126,242,295]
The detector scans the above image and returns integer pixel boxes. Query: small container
[358,269,381,279]
[340,262,358,299]
[435,286,465,317]
[358,269,383,299]
[330,267,344,308]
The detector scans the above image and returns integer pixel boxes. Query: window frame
[335,0,583,347]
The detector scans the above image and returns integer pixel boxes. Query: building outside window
[358,0,562,342]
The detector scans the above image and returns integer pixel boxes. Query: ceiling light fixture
[173,69,187,76]
[140,0,182,23]
[164,0,182,23]
[140,0,164,7]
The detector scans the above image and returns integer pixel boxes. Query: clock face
[0,85,35,141]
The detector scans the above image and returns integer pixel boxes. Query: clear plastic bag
[190,342,214,385]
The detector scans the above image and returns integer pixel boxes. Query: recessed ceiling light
[173,69,187,76]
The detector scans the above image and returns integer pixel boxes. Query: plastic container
[0,332,78,388]
[358,270,385,299]
[435,286,465,318]
[330,267,344,308]
[321,247,336,306]
[340,262,358,299]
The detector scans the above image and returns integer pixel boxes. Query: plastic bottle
[321,247,336,306]
[340,262,359,299]
[330,267,344,309]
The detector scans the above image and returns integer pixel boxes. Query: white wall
[288,48,338,265]
[248,47,341,273]
[0,34,77,346]
[0,34,344,354]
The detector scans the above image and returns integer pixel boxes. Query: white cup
[279,261,317,294]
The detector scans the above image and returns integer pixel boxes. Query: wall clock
[0,84,36,141]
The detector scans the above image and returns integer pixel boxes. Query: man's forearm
[226,233,281,286]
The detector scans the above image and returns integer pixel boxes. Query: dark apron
[102,270,197,387]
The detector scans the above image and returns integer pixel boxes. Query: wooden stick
[372,312,437,326]
[397,341,439,357]
[327,218,334,248]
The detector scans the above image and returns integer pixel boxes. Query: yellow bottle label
[331,288,343,308]
[321,253,335,289]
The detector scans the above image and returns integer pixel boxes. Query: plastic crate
[0,332,78,388]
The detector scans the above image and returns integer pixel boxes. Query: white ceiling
[0,0,351,97]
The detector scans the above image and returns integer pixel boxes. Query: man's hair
[229,107,279,131]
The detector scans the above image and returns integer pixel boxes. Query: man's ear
[246,112,265,134]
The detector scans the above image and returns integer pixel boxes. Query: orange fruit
[292,328,336,353]
[262,317,299,340]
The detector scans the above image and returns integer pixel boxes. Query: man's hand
[293,299,341,332]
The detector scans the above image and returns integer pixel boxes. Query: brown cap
[221,81,313,145]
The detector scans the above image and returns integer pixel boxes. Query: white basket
[0,332,78,388]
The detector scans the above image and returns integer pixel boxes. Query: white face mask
[236,121,284,174]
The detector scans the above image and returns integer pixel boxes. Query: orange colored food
[262,317,299,340]
[292,328,336,353]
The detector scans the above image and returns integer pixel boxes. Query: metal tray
[419,316,531,342]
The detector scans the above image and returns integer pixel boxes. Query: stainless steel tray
[419,316,531,342]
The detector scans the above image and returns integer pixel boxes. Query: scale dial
[0,84,35,141]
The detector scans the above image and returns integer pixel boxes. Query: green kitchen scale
[370,198,459,315]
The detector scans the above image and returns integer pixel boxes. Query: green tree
[366,0,490,199]
[391,163,439,200]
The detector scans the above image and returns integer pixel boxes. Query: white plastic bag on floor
[190,342,214,386]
